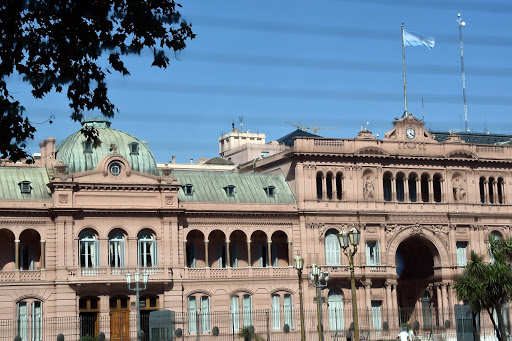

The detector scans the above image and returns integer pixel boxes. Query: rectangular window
[80,239,99,268]
[231,296,239,332]
[272,295,280,330]
[371,301,382,330]
[200,296,210,333]
[18,302,28,341]
[188,297,197,334]
[456,241,468,266]
[283,294,293,330]
[109,239,125,268]
[32,302,42,341]
[242,295,252,327]
[366,241,380,266]
[138,239,158,267]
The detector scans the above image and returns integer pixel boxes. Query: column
[392,283,398,326]
[440,179,445,202]
[417,178,421,202]
[492,180,498,204]
[322,175,327,200]
[441,284,449,323]
[267,241,272,267]
[428,179,434,202]
[391,177,396,201]
[288,241,293,267]
[247,240,252,267]
[226,241,231,268]
[15,240,20,270]
[183,240,187,267]
[385,282,393,322]
[436,284,443,326]
[404,177,409,202]
[501,180,506,204]
[204,239,209,268]
[40,240,46,270]
[342,174,346,201]
[484,180,489,203]
[363,281,372,326]
[333,174,339,200]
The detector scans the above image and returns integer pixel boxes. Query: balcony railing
[184,266,295,279]
[0,270,43,282]
[67,267,173,282]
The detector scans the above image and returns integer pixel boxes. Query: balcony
[0,270,45,282]
[184,266,295,280]
[320,265,392,279]
[67,267,173,282]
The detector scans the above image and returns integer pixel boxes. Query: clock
[406,127,416,140]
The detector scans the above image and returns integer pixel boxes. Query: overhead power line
[189,15,512,48]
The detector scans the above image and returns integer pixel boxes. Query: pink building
[0,115,510,340]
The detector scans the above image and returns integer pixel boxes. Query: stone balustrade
[184,266,295,279]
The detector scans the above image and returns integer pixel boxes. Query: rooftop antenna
[484,115,488,134]
[457,12,469,132]
[422,97,425,122]
[239,116,244,132]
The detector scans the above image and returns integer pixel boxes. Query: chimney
[40,137,56,168]
[172,156,176,164]
[190,158,193,164]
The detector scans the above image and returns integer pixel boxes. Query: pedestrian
[346,329,353,341]
[397,329,409,341]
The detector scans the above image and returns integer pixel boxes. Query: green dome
[55,118,158,175]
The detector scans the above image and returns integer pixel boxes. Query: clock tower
[384,113,436,142]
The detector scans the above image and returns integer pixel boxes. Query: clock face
[406,127,416,140]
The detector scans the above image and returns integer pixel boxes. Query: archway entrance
[395,236,439,330]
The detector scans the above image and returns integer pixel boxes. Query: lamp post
[126,271,149,339]
[294,254,306,341]
[338,225,361,341]
[310,263,329,341]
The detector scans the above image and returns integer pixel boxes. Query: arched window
[421,174,430,202]
[408,173,417,202]
[17,300,43,341]
[336,173,343,200]
[79,231,99,268]
[109,231,125,268]
[325,230,340,266]
[326,172,333,200]
[138,231,158,267]
[489,177,495,204]
[383,172,392,202]
[433,174,442,203]
[396,173,405,202]
[498,177,504,204]
[316,172,323,200]
[328,290,344,331]
[479,177,486,203]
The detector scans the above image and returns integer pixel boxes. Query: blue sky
[13,0,512,163]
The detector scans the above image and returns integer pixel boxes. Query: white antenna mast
[457,12,469,132]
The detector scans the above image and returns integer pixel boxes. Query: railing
[0,307,506,341]
[67,267,173,281]
[184,266,295,279]
[0,270,42,282]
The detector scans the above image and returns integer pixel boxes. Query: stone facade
[0,114,510,340]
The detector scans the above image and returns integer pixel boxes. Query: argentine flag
[403,30,435,49]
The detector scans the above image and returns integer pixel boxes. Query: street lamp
[310,263,329,341]
[126,271,149,339]
[338,225,361,341]
[294,254,306,341]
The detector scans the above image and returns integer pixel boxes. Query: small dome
[55,118,158,175]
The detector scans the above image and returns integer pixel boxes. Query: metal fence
[0,307,509,341]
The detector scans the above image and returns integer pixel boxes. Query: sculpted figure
[363,176,374,200]
[453,177,466,201]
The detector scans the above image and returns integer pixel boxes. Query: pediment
[354,147,390,157]
[444,150,479,160]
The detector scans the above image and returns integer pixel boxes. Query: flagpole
[401,23,408,117]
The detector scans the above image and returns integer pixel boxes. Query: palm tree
[454,235,512,341]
